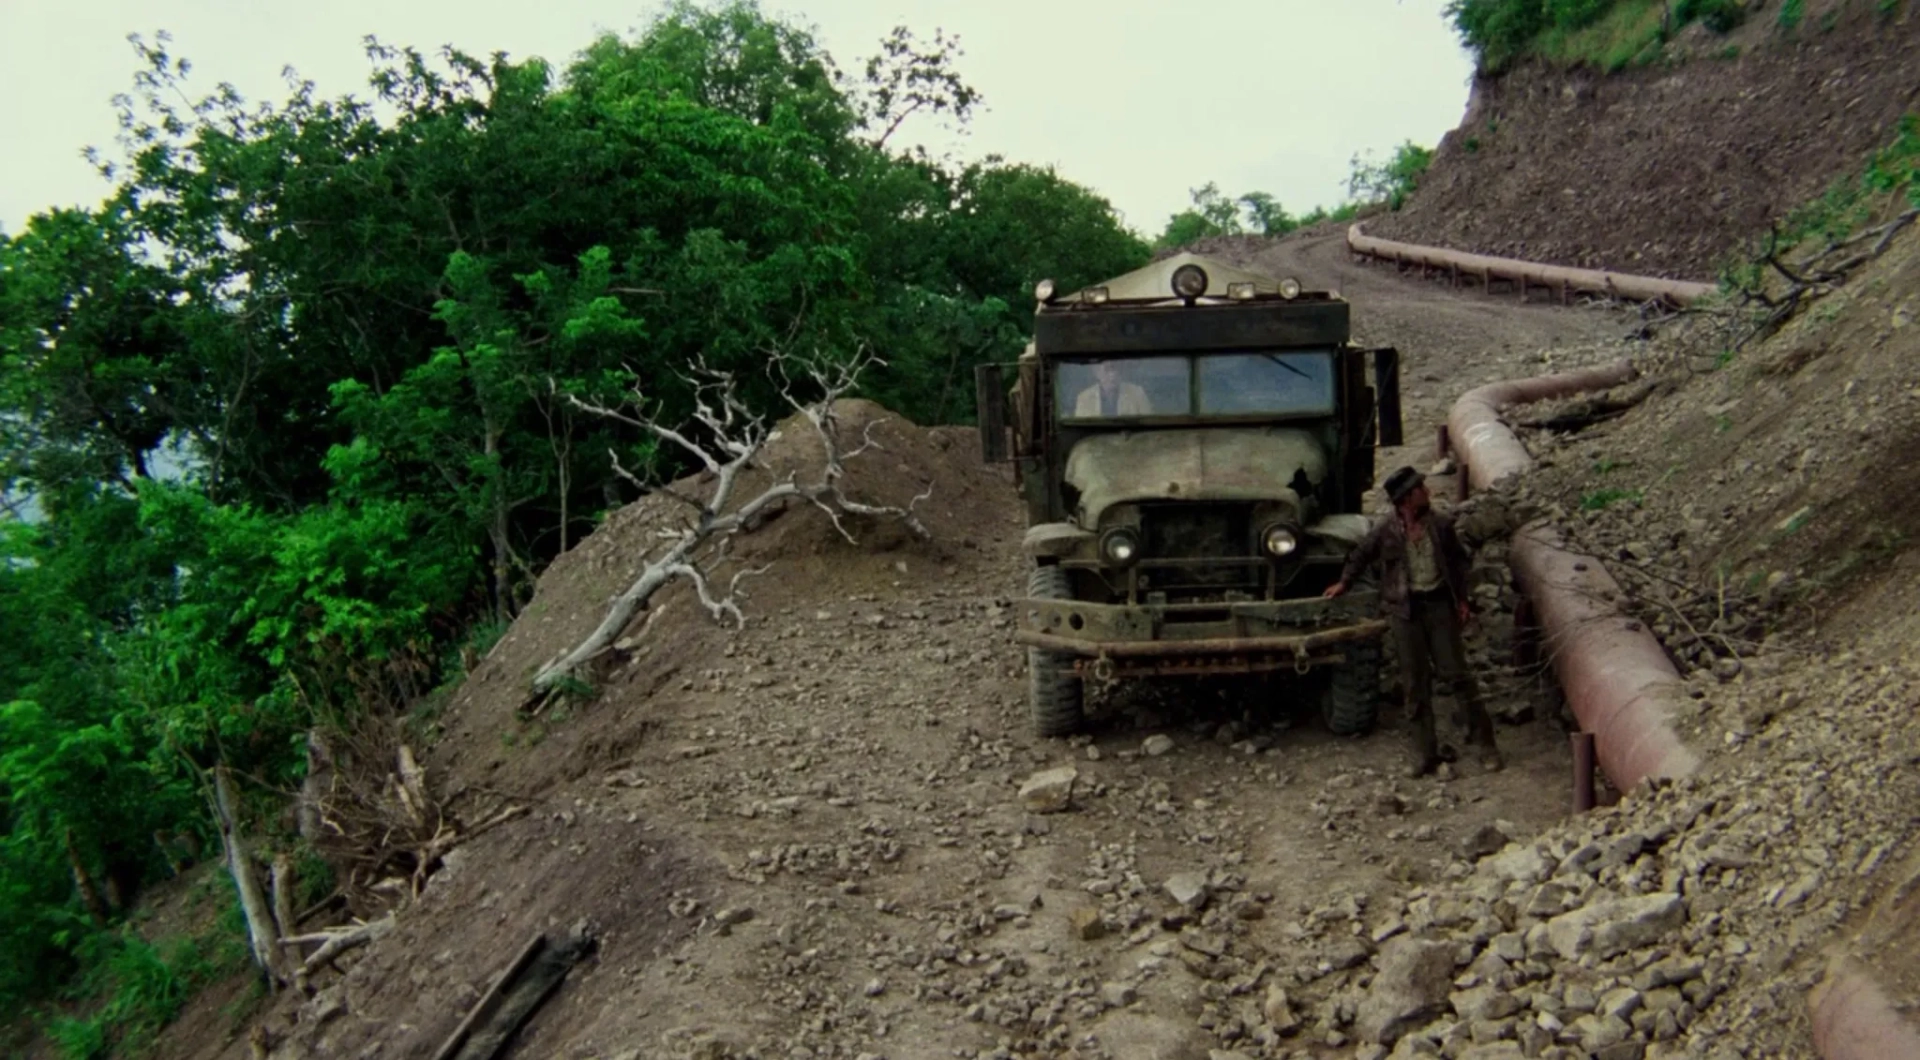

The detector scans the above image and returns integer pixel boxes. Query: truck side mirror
[1372,347,1403,448]
[976,362,1009,463]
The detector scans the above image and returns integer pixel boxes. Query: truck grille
[1138,503,1257,597]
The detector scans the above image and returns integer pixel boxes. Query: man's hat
[1383,466,1426,504]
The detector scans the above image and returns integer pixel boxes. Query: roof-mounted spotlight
[1082,286,1110,304]
[1035,278,1057,304]
[1279,277,1303,300]
[1171,264,1209,300]
[1226,282,1257,301]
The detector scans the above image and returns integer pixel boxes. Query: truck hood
[1065,427,1329,526]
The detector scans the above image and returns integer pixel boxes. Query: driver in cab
[1075,360,1151,417]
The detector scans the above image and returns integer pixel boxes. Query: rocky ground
[145,220,1920,1060]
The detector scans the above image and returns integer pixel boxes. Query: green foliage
[1777,0,1805,31]
[0,1,1154,1036]
[1347,142,1435,211]
[1718,113,1920,294]
[1580,487,1644,510]
[46,921,244,1059]
[1446,0,1748,71]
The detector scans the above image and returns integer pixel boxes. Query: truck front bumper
[1014,592,1388,678]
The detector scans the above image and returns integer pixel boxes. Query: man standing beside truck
[1323,466,1503,778]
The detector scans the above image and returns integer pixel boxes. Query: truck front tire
[1027,564,1086,737]
[1323,637,1383,736]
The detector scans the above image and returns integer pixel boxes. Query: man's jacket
[1074,382,1150,417]
[1338,511,1473,621]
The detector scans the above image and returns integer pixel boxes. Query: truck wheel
[1027,564,1085,737]
[1323,638,1383,736]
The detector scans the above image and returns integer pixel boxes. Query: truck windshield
[1057,350,1335,421]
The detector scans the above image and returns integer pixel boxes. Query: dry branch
[527,348,930,703]
[283,913,396,974]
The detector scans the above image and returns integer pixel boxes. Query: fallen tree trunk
[213,765,287,988]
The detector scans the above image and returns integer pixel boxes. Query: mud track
[207,233,1646,1060]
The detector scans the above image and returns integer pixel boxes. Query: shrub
[1347,142,1435,211]
[1777,0,1805,31]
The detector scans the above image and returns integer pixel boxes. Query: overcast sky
[1,1,1476,238]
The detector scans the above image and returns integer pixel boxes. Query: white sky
[0,0,1475,239]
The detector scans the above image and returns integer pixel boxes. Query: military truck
[974,253,1405,738]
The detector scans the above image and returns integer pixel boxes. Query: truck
[974,252,1405,738]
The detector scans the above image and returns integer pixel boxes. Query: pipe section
[1446,358,1701,790]
[1811,957,1920,1060]
[1448,360,1637,493]
[1348,224,1718,307]
[1510,523,1702,786]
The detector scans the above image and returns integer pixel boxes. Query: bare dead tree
[527,348,930,702]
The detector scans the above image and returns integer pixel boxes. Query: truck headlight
[1279,277,1302,300]
[1262,525,1299,557]
[1101,527,1141,566]
[1171,264,1209,299]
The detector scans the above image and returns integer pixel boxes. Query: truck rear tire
[1323,638,1383,736]
[1027,564,1086,737]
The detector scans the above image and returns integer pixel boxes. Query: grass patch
[1777,0,1805,32]
[1580,487,1644,511]
[44,910,249,1060]
[1533,0,1670,71]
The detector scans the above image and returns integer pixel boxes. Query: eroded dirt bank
[1368,2,1920,280]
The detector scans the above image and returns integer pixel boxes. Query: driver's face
[1094,362,1120,389]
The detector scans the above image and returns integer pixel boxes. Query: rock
[1165,872,1210,912]
[1482,844,1549,884]
[1102,981,1137,1007]
[713,906,755,927]
[305,986,346,1024]
[1018,765,1078,813]
[1600,986,1643,1021]
[1069,906,1109,941]
[1143,734,1176,757]
[1459,823,1508,860]
[1457,1045,1524,1059]
[1355,937,1457,1045]
[1571,1012,1631,1051]
[1546,892,1686,960]
[1451,985,1522,1022]
[1324,936,1373,971]
[862,977,886,997]
[1265,984,1302,1033]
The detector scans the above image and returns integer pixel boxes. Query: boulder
[1355,937,1458,1045]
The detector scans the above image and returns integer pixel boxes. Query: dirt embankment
[1370,1,1920,280]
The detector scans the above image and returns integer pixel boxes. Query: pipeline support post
[1572,732,1597,813]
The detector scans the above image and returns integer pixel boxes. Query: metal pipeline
[1811,957,1920,1060]
[1348,224,1718,307]
[1449,363,1920,1059]
[1445,359,1701,790]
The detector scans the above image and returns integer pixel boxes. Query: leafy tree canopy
[0,0,1149,1033]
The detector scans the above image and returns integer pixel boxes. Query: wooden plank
[431,933,547,1060]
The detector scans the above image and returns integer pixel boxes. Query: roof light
[1171,264,1209,299]
[1279,277,1303,300]
[1035,278,1057,303]
[1083,286,1110,304]
[1226,282,1257,300]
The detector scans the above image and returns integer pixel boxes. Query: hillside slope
[1370,1,1920,279]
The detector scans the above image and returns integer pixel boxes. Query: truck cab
[976,253,1405,737]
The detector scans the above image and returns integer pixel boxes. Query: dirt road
[213,232,1645,1060]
